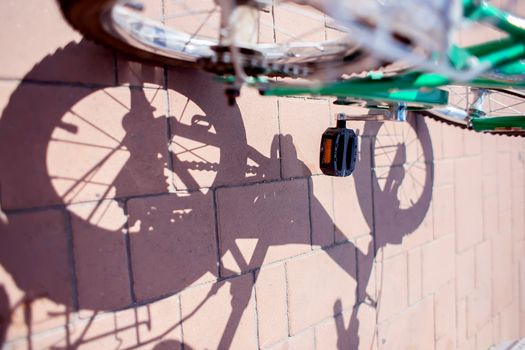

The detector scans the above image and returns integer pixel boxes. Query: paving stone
[69,200,131,310]
[255,264,288,348]
[217,180,310,275]
[286,243,357,335]
[0,210,72,341]
[128,193,218,301]
[309,176,335,247]
[375,253,408,322]
[454,157,483,252]
[377,297,435,350]
[434,282,456,341]
[278,98,331,178]
[421,235,455,295]
[0,1,114,84]
[180,274,257,350]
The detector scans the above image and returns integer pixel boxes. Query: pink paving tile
[492,233,513,315]
[375,253,408,322]
[266,329,315,350]
[476,321,494,350]
[493,313,504,344]
[434,282,456,341]
[353,303,378,350]
[498,134,512,153]
[466,284,492,338]
[481,134,499,176]
[458,337,476,350]
[515,242,525,265]
[7,327,70,350]
[498,301,520,343]
[216,180,310,275]
[0,210,72,341]
[333,137,374,242]
[432,186,455,238]
[180,275,258,350]
[511,179,524,242]
[168,69,280,190]
[496,312,510,345]
[475,240,492,288]
[436,334,456,350]
[355,235,376,304]
[315,303,378,350]
[0,266,71,346]
[236,88,281,184]
[454,156,483,252]
[521,313,525,338]
[127,193,218,301]
[456,249,476,299]
[407,247,422,305]
[309,176,335,247]
[255,264,288,348]
[0,1,114,84]
[510,139,525,173]
[278,98,331,178]
[521,259,525,313]
[376,188,434,259]
[424,117,444,160]
[497,153,512,234]
[483,175,499,239]
[71,295,182,349]
[286,243,357,335]
[434,160,455,187]
[513,259,520,302]
[456,297,469,348]
[442,124,464,159]
[133,294,183,349]
[377,297,435,350]
[69,200,131,310]
[421,235,455,295]
[463,131,482,157]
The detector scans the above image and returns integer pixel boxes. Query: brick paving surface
[1,1,525,349]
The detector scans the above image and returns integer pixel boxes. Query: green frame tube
[261,0,525,131]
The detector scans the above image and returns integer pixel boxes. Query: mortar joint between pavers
[63,208,80,313]
[121,198,137,304]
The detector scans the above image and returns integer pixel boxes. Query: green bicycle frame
[262,0,525,132]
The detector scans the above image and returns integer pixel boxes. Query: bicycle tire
[57,0,382,77]
[425,86,525,137]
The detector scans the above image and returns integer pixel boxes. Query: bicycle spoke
[488,96,523,115]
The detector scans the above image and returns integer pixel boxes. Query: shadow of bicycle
[0,40,433,349]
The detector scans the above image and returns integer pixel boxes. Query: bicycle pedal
[319,120,358,177]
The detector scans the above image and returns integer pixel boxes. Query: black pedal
[319,120,358,177]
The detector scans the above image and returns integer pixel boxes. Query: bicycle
[57,0,525,176]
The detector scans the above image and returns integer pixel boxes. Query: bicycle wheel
[58,0,381,78]
[425,87,525,137]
